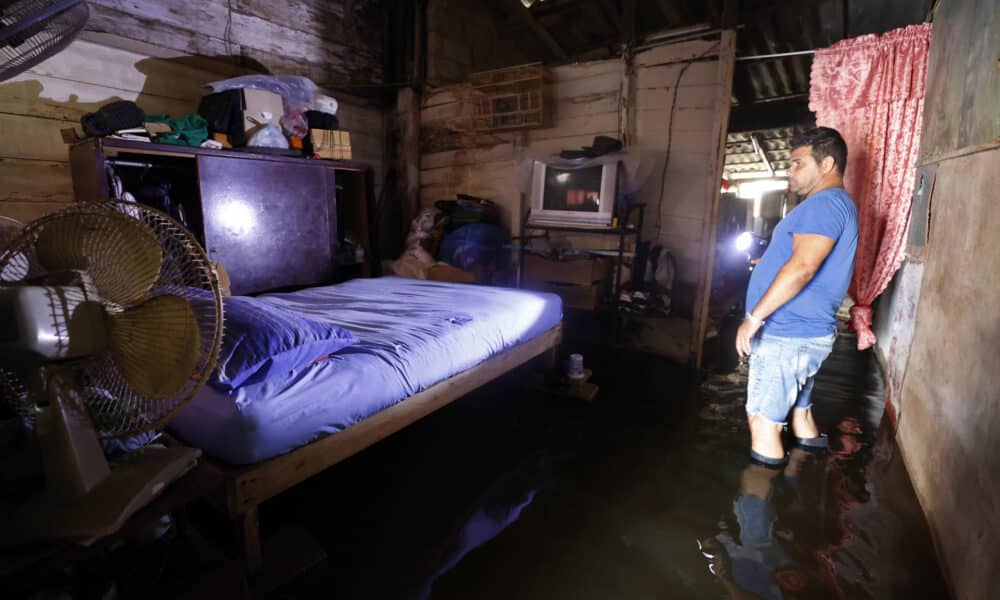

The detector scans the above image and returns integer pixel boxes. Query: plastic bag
[315,94,338,115]
[281,107,309,138]
[247,123,289,149]
[202,75,317,112]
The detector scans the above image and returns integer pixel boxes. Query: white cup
[568,353,585,379]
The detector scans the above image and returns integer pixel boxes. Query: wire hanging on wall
[225,0,235,60]
[653,42,721,243]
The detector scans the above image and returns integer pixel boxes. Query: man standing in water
[735,127,858,466]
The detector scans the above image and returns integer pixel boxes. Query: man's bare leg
[749,414,785,460]
[791,407,819,439]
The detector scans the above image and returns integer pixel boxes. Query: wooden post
[397,87,421,234]
[692,30,737,369]
[543,345,558,371]
[239,506,263,573]
[622,0,636,48]
[722,0,739,30]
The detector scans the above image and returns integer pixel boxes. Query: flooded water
[267,320,949,600]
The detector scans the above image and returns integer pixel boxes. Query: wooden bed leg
[239,506,263,573]
[542,346,558,371]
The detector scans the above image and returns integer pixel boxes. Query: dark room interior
[1,1,997,598]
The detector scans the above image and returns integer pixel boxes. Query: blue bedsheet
[169,277,562,464]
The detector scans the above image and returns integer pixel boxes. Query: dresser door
[197,155,334,294]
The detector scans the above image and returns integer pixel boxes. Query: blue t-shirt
[746,187,858,337]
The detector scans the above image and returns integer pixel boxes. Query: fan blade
[108,295,200,398]
[35,211,163,305]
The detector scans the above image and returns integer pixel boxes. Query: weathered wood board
[419,36,734,364]
[1,0,386,224]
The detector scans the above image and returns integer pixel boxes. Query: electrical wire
[653,42,721,242]
[225,0,235,59]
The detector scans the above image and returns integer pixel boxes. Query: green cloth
[146,114,209,147]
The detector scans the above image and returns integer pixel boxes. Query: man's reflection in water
[407,453,556,600]
[699,448,819,600]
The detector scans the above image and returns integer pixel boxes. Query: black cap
[81,100,146,137]
[581,135,622,156]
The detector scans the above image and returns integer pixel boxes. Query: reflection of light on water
[215,200,256,237]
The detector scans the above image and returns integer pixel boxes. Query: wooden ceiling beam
[815,0,847,44]
[728,96,814,132]
[722,0,739,29]
[594,0,621,33]
[656,0,684,25]
[731,62,756,105]
[755,15,795,94]
[623,0,636,45]
[509,0,568,60]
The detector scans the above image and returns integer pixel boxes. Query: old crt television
[528,160,618,228]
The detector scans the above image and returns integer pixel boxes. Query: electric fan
[0,215,25,280]
[1,0,89,82]
[0,201,223,543]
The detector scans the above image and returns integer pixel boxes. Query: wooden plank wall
[633,39,729,312]
[82,0,383,91]
[896,148,1000,600]
[419,38,732,363]
[420,57,623,237]
[873,3,1000,598]
[919,0,1000,161]
[0,0,386,224]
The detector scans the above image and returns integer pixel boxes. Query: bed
[169,276,563,568]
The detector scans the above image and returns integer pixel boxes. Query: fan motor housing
[0,285,107,360]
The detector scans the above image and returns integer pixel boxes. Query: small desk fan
[0,0,90,81]
[0,201,223,542]
[1,0,90,82]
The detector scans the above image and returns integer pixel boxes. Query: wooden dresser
[69,138,372,295]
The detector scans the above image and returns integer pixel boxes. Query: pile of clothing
[78,75,342,154]
[391,195,509,284]
[79,100,209,147]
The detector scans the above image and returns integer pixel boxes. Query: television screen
[543,165,604,213]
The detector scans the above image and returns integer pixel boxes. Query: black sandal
[795,434,829,449]
[750,449,789,468]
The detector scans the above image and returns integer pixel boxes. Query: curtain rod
[735,49,816,61]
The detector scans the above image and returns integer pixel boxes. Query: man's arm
[736,233,836,357]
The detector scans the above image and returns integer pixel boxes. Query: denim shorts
[746,331,835,424]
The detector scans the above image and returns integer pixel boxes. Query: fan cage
[0,0,89,82]
[0,201,223,439]
[0,367,33,421]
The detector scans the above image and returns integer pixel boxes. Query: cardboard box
[523,255,610,286]
[524,280,608,310]
[242,88,284,133]
[522,255,612,310]
[310,129,352,160]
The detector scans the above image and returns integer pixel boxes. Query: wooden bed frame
[207,323,562,570]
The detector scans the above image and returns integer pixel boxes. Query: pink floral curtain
[808,23,932,350]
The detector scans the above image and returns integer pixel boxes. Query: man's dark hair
[790,127,847,174]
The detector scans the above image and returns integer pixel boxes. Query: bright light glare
[734,232,753,252]
[736,178,788,202]
[555,173,570,183]
[216,200,256,237]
